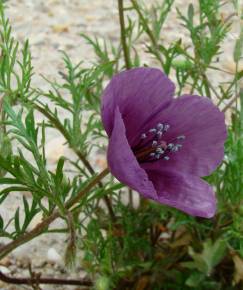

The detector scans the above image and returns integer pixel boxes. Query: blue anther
[164,124,170,131]
[164,156,170,160]
[152,140,158,147]
[157,123,164,131]
[167,143,174,149]
[149,128,157,133]
[156,147,164,154]
[171,146,178,152]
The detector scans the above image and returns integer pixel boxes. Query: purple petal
[107,107,157,199]
[141,95,227,177]
[101,67,175,145]
[146,169,216,218]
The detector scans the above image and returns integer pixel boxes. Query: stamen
[134,121,185,163]
[152,140,158,147]
[157,131,163,139]
[149,128,157,133]
[171,146,178,152]
[156,147,164,154]
[157,123,164,131]
[164,124,170,131]
[167,143,174,150]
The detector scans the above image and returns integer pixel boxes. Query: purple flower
[101,67,227,218]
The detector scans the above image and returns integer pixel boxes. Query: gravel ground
[0,1,242,289]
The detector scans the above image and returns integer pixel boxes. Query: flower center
[133,123,185,163]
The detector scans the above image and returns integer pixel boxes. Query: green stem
[0,95,6,133]
[0,167,110,260]
[222,91,240,113]
[130,0,164,67]
[118,0,131,69]
[131,0,157,46]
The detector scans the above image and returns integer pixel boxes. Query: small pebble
[47,248,62,264]
[0,265,11,275]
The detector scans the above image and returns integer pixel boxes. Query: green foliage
[0,0,242,289]
[185,239,227,275]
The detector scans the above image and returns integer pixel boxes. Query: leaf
[14,207,20,233]
[25,109,38,143]
[187,239,227,275]
[0,177,19,184]
[240,88,243,132]
[1,186,29,196]
[3,100,16,121]
[0,214,4,229]
[95,276,110,290]
[186,271,205,287]
[187,3,194,25]
[23,195,30,215]
[234,29,243,63]
[21,196,40,232]
[18,153,38,184]
[56,157,65,183]
[0,131,12,177]
[233,254,243,285]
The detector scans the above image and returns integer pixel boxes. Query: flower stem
[0,270,92,287]
[0,168,110,260]
[118,0,131,69]
[130,0,164,68]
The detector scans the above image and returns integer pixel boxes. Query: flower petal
[141,95,227,177]
[101,67,175,144]
[107,107,157,199]
[146,169,216,218]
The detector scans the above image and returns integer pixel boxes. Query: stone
[0,265,11,274]
[47,248,62,264]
